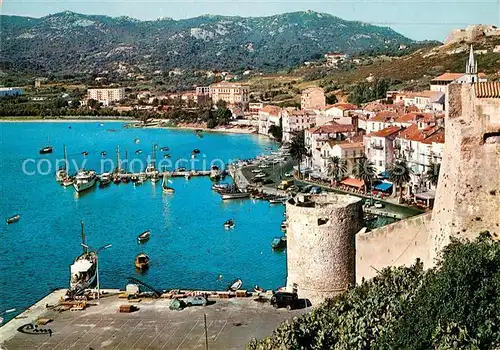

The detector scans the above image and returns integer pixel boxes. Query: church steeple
[465,45,478,82]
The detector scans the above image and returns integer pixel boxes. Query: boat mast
[63,145,68,170]
[125,148,128,174]
[152,143,157,170]
[81,221,87,254]
[115,145,121,173]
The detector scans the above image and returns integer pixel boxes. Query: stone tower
[285,193,363,305]
[429,83,500,263]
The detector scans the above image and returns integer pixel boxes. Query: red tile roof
[432,73,464,82]
[260,105,281,115]
[369,111,399,122]
[309,122,355,134]
[475,82,500,98]
[337,142,364,149]
[398,124,444,143]
[395,112,443,124]
[326,103,358,111]
[369,125,402,138]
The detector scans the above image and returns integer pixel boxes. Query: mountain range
[0,10,414,75]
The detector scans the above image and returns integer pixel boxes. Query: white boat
[69,222,97,292]
[221,192,250,200]
[73,169,97,193]
[56,145,69,182]
[209,166,222,181]
[162,173,175,194]
[62,177,74,187]
[228,279,242,291]
[251,169,261,173]
[374,202,384,209]
[255,173,266,179]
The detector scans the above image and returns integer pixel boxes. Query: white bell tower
[464,45,478,83]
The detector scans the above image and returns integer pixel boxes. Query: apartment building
[281,109,317,143]
[87,87,125,106]
[363,126,402,175]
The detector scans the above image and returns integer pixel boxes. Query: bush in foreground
[248,233,500,349]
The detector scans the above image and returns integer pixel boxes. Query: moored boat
[70,222,97,292]
[212,184,229,193]
[135,253,149,270]
[137,230,151,243]
[228,279,243,291]
[81,151,89,156]
[271,236,287,250]
[6,214,20,224]
[122,176,130,184]
[39,146,53,154]
[209,165,221,181]
[135,149,143,155]
[73,169,97,193]
[162,173,175,194]
[269,197,286,204]
[113,177,121,184]
[160,146,169,152]
[224,219,235,229]
[281,221,287,232]
[56,145,69,182]
[99,173,112,188]
[192,149,201,154]
[221,191,250,200]
[62,177,75,187]
[254,285,264,293]
[101,151,107,157]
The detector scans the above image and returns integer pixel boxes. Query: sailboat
[56,145,69,182]
[39,137,53,154]
[69,222,97,292]
[145,143,158,178]
[162,172,174,194]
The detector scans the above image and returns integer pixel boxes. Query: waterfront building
[281,108,317,143]
[319,141,365,177]
[209,82,249,108]
[87,87,125,106]
[286,193,363,305]
[248,102,264,117]
[258,105,281,136]
[363,125,402,175]
[0,87,24,97]
[301,87,325,110]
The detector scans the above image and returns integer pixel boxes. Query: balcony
[371,143,384,150]
[405,146,414,152]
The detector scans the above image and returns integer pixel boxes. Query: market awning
[415,190,436,200]
[341,178,365,188]
[374,182,393,192]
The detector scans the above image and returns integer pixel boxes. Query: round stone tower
[285,193,363,305]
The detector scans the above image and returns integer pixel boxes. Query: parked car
[270,292,299,310]
[185,296,208,307]
[310,186,322,194]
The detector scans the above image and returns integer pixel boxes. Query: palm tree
[328,156,347,184]
[426,162,441,187]
[353,157,376,192]
[388,160,414,203]
[289,131,308,179]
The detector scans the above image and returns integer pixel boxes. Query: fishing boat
[228,279,242,291]
[269,197,286,204]
[101,151,107,157]
[280,221,287,232]
[209,165,222,181]
[113,177,121,184]
[162,173,175,193]
[150,173,160,183]
[135,253,149,270]
[220,185,250,200]
[160,147,169,152]
[6,214,20,224]
[56,146,69,182]
[99,173,112,188]
[271,236,287,250]
[212,184,229,193]
[39,137,53,154]
[254,285,264,293]
[81,151,89,156]
[73,169,97,193]
[70,222,97,292]
[135,150,143,155]
[223,219,235,229]
[130,176,139,183]
[137,230,151,243]
[185,173,191,180]
[62,177,75,187]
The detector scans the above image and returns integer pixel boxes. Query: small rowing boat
[6,214,20,224]
[223,219,235,229]
[135,253,149,270]
[137,230,150,243]
[228,279,242,291]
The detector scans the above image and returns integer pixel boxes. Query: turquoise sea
[0,122,284,323]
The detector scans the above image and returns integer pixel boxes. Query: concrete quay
[0,290,306,350]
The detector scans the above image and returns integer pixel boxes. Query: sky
[1,0,499,41]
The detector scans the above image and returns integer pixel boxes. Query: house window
[379,161,383,167]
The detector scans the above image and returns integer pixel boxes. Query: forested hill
[0,10,414,75]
